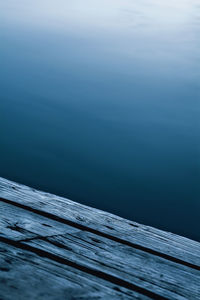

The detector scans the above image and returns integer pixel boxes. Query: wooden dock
[0,177,199,299]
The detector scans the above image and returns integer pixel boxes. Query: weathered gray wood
[0,242,138,300]
[0,177,199,269]
[0,177,200,299]
[1,201,200,299]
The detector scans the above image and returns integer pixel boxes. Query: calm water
[0,0,199,240]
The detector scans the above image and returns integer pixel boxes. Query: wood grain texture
[0,242,138,300]
[0,177,200,299]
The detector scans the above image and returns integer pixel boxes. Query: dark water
[0,1,199,240]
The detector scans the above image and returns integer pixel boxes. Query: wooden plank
[0,242,138,300]
[0,177,200,299]
[0,201,156,299]
[0,177,199,269]
[0,200,79,241]
[0,199,200,299]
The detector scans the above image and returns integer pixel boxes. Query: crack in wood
[0,236,169,300]
[0,197,199,271]
[19,233,66,243]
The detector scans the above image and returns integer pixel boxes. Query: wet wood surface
[0,177,200,299]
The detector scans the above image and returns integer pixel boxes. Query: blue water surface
[0,0,199,240]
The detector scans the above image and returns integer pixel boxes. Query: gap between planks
[0,196,199,271]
